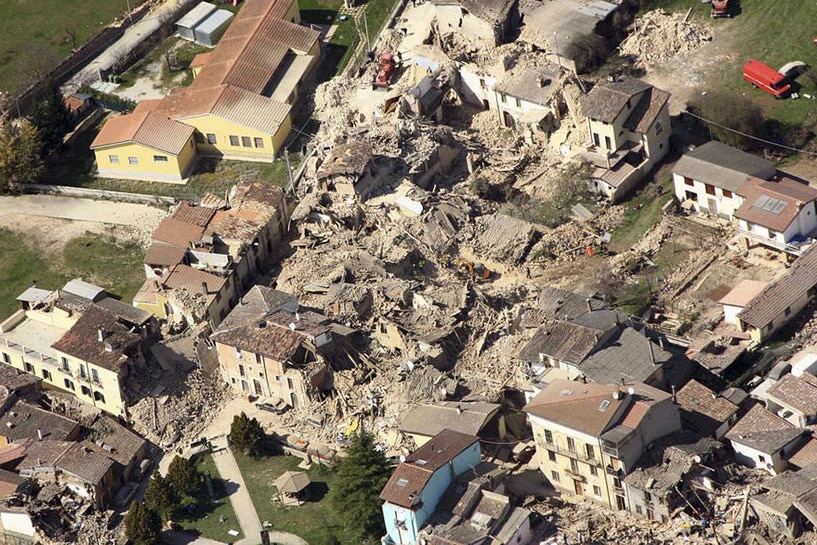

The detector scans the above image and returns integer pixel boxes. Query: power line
[682,109,817,157]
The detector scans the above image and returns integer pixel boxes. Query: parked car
[256,399,287,414]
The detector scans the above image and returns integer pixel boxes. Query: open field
[233,451,358,545]
[639,0,817,129]
[0,0,145,94]
[0,229,145,319]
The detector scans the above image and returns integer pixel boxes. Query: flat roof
[719,279,768,308]
[2,315,66,363]
[177,2,218,29]
[196,9,234,34]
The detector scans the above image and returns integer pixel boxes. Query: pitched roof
[767,373,817,415]
[85,414,147,468]
[719,279,768,308]
[673,141,775,192]
[581,79,652,124]
[405,429,479,471]
[0,400,78,443]
[725,405,804,454]
[95,297,155,327]
[144,243,188,266]
[399,402,500,438]
[379,462,433,508]
[162,264,227,299]
[16,440,73,470]
[536,287,606,321]
[518,322,602,364]
[740,243,817,329]
[0,364,41,392]
[675,379,739,436]
[734,176,817,233]
[51,305,141,371]
[494,68,559,106]
[524,380,625,436]
[622,85,670,134]
[577,327,668,385]
[56,442,115,484]
[152,218,207,247]
[90,110,194,155]
[788,437,817,469]
[218,285,297,329]
[274,470,310,494]
[211,316,305,360]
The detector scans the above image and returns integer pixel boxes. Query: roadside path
[0,194,166,227]
[209,436,263,545]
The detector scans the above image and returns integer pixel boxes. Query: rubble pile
[619,10,713,66]
[128,368,233,448]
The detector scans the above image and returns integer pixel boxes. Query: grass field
[0,0,145,94]
[641,0,817,129]
[233,452,358,545]
[173,454,242,543]
[0,230,145,319]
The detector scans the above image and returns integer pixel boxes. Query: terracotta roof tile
[582,79,652,124]
[788,437,817,469]
[726,405,804,454]
[90,110,194,155]
[151,218,206,247]
[0,400,79,443]
[144,244,188,266]
[524,380,624,436]
[719,279,768,308]
[676,379,739,435]
[735,176,817,233]
[51,305,141,371]
[768,373,817,415]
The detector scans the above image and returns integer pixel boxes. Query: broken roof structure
[582,79,670,133]
[399,401,500,443]
[674,379,739,438]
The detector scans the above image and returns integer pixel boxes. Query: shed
[274,471,311,506]
[193,9,234,47]
[176,2,217,41]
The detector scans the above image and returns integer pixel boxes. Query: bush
[688,91,763,150]
[566,34,611,74]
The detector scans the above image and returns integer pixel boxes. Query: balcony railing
[543,442,601,465]
[737,228,812,256]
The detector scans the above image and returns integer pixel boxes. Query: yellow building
[524,380,680,512]
[90,0,321,182]
[0,283,151,418]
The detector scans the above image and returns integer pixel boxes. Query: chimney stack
[37,429,43,441]
[97,329,105,342]
[201,281,208,295]
[586,298,592,312]
[671,384,677,403]
[648,339,655,364]
[659,336,665,350]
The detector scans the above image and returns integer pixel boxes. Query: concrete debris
[619,10,713,66]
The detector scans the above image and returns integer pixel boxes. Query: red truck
[711,0,729,17]
[743,60,791,98]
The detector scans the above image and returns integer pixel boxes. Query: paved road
[210,437,263,545]
[0,194,166,227]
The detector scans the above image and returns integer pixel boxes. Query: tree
[689,90,764,150]
[166,455,200,498]
[327,432,392,542]
[144,473,178,521]
[124,501,161,545]
[0,119,44,192]
[28,80,74,156]
[229,412,264,456]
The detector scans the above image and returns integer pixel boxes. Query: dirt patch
[0,215,134,257]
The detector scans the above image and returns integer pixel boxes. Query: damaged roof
[51,305,141,371]
[725,405,805,454]
[577,327,668,385]
[739,243,817,329]
[524,379,625,436]
[495,68,560,106]
[218,285,297,329]
[315,140,373,180]
[434,0,517,24]
[85,414,147,468]
[536,287,606,322]
[211,314,307,361]
[582,79,653,124]
[518,322,602,365]
[399,401,500,438]
[675,379,739,436]
[624,431,718,493]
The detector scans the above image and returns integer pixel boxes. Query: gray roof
[95,297,154,326]
[536,287,606,321]
[400,401,500,438]
[176,1,217,29]
[518,321,603,365]
[196,9,233,34]
[495,69,559,106]
[726,405,805,454]
[740,243,817,329]
[578,327,667,385]
[494,507,530,543]
[673,141,775,193]
[624,431,718,493]
[62,279,106,302]
[582,79,652,124]
[216,286,298,329]
[16,287,53,304]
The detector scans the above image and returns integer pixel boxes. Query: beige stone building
[524,379,680,511]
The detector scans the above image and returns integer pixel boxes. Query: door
[290,392,299,409]
[616,495,626,510]
[573,480,584,495]
[708,198,718,215]
[253,380,263,396]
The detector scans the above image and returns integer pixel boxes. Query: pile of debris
[619,10,713,66]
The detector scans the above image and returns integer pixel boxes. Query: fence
[25,184,175,206]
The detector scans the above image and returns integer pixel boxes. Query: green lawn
[608,177,673,253]
[0,0,146,94]
[641,0,817,129]
[0,230,145,319]
[173,453,242,543]
[233,452,358,545]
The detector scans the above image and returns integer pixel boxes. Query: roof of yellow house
[90,110,194,155]
[160,84,290,136]
[190,51,213,68]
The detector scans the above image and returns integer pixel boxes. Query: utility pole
[363,10,370,54]
[284,151,294,193]
[126,0,133,24]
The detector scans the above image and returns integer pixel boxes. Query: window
[239,364,246,377]
[684,177,694,187]
[229,135,240,146]
[570,459,579,473]
[593,133,600,147]
[42,369,51,380]
[515,97,521,108]
[241,136,252,147]
[612,476,621,488]
[2,353,9,364]
[206,133,217,144]
[585,444,595,459]
[153,155,168,163]
[61,357,69,371]
[723,189,733,198]
[128,156,139,165]
[79,365,87,379]
[758,454,766,463]
[550,470,560,482]
[91,368,100,383]
[644,491,652,502]
[705,184,716,196]
[479,78,486,90]
[109,155,119,164]
[24,362,34,373]
[567,437,576,453]
[593,485,602,496]
[255,353,262,365]
[548,450,556,462]
[655,120,663,135]
[81,385,91,396]
[254,137,264,148]
[544,430,553,444]
[590,466,598,477]
[604,135,611,150]
[235,347,243,360]
[194,133,205,143]
[785,306,792,316]
[500,93,507,103]
[274,375,281,382]
[64,378,75,390]
[287,378,294,389]
[94,391,105,403]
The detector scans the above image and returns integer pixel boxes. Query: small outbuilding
[194,9,234,47]
[176,2,217,41]
[274,471,311,506]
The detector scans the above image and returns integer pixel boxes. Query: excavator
[454,257,491,281]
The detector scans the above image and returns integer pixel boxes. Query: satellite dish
[627,387,635,395]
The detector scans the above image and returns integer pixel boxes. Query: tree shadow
[301,9,338,24]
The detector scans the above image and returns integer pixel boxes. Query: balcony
[737,228,813,256]
[544,442,601,465]
[565,468,586,482]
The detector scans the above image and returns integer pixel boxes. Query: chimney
[671,384,677,403]
[648,339,655,364]
[456,403,462,414]
[585,298,592,312]
[658,336,665,350]
[620,377,626,387]
[97,329,105,342]
[37,429,43,441]
[201,281,208,295]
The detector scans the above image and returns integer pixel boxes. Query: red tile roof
[144,244,187,266]
[90,110,194,155]
[51,305,141,371]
